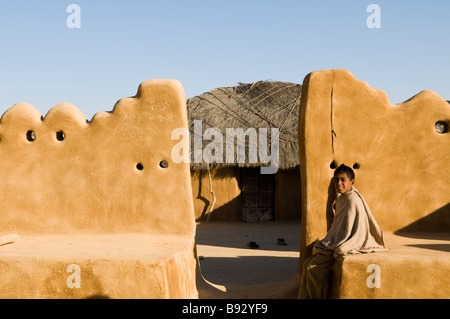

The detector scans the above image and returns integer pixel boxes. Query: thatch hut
[187,81,302,222]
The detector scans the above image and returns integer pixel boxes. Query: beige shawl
[313,187,387,257]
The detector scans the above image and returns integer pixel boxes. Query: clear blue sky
[1,0,449,120]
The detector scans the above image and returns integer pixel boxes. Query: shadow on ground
[194,221,301,299]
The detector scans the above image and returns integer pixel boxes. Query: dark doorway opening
[241,168,275,222]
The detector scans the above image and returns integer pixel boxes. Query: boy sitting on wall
[299,164,387,299]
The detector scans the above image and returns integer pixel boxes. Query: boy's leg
[298,256,314,299]
[300,253,335,299]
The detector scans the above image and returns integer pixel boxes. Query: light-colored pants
[298,253,335,299]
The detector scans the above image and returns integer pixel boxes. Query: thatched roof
[187,81,302,171]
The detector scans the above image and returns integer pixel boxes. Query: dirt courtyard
[195,221,301,299]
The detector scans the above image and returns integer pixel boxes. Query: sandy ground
[195,221,302,299]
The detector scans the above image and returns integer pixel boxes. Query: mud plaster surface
[0,234,191,262]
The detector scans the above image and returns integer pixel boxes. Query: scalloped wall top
[0,79,195,236]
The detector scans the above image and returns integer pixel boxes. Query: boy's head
[333,164,355,194]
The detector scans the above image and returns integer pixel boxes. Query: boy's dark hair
[334,164,355,180]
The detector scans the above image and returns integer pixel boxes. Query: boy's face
[334,172,355,194]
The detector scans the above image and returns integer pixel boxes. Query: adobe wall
[298,69,450,266]
[0,79,195,237]
[0,79,198,298]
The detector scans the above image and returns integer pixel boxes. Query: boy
[298,164,386,299]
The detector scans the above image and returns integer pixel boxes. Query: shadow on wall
[194,168,242,222]
[196,191,242,222]
[395,202,450,234]
[326,178,336,231]
[301,178,336,258]
[395,204,450,253]
[406,244,450,253]
[195,170,210,221]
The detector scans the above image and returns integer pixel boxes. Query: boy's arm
[315,198,358,255]
[333,197,367,256]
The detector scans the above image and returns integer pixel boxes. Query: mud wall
[0,79,195,237]
[298,69,450,265]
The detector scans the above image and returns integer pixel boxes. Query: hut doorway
[241,168,275,222]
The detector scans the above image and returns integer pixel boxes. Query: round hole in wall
[159,160,168,169]
[56,131,65,141]
[435,121,448,134]
[352,163,360,169]
[329,161,337,169]
[26,130,36,142]
[136,163,144,171]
